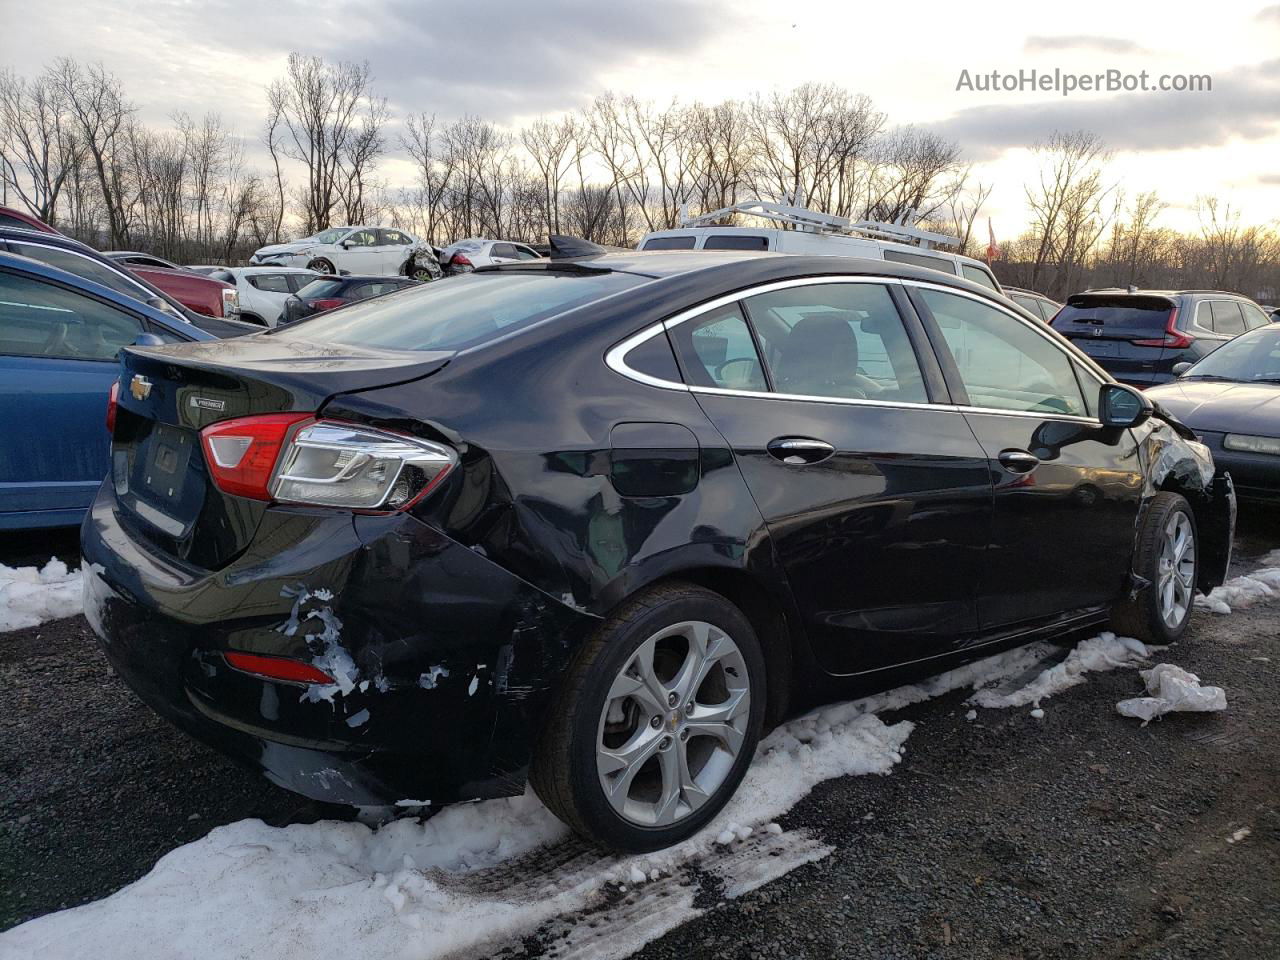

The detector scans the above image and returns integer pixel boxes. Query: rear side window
[961,264,999,291]
[1210,300,1246,336]
[0,270,144,361]
[275,270,647,351]
[702,235,769,251]
[1051,296,1173,335]
[670,303,767,392]
[641,236,697,251]
[248,274,292,293]
[1242,303,1273,329]
[883,249,957,275]
[742,282,928,402]
[1011,294,1040,316]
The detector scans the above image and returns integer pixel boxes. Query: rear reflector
[224,651,336,685]
[200,413,313,500]
[106,380,119,433]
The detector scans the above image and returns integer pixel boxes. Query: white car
[638,199,1003,293]
[188,266,320,327]
[440,238,543,273]
[249,226,418,277]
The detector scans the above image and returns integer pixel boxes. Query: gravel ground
[2,512,1279,957]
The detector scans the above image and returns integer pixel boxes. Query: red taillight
[308,298,346,311]
[200,413,313,500]
[106,381,119,433]
[1132,305,1191,348]
[224,651,336,686]
[451,253,472,266]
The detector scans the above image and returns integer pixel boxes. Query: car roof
[0,250,211,340]
[1076,288,1248,299]
[485,249,1008,300]
[1004,286,1056,299]
[201,265,317,274]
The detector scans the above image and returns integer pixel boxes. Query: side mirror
[132,332,166,347]
[340,240,351,249]
[1172,361,1193,377]
[1098,383,1153,429]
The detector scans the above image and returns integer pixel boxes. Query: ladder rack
[676,199,960,250]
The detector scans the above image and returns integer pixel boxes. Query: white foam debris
[0,559,83,633]
[964,709,978,721]
[1195,565,1280,614]
[393,799,431,808]
[627,865,647,885]
[714,829,736,846]
[1227,827,1251,844]
[468,675,479,697]
[1029,708,1045,719]
[968,632,1151,710]
[346,709,370,728]
[1116,663,1226,725]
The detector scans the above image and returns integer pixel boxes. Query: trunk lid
[110,337,451,568]
[1051,294,1175,373]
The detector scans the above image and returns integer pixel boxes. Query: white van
[638,200,1003,294]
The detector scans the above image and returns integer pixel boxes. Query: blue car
[0,251,216,530]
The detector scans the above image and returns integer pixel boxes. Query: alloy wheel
[1158,512,1196,629]
[595,620,751,827]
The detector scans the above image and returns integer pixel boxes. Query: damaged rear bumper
[81,485,599,806]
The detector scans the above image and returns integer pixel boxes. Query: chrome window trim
[9,239,154,301]
[605,273,1107,422]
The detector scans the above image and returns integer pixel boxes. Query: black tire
[1110,492,1198,644]
[531,582,766,852]
[307,257,335,274]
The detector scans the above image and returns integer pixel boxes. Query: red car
[0,205,60,233]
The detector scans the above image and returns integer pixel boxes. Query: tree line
[1,55,1276,301]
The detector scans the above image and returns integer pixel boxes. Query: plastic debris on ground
[0,559,83,633]
[1116,663,1226,725]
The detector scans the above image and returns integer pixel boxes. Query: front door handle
[998,449,1040,474]
[767,437,835,465]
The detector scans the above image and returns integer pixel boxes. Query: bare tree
[0,68,81,224]
[521,115,576,235]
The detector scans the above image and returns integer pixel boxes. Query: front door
[668,279,994,675]
[910,286,1144,628]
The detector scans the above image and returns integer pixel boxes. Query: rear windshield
[641,236,697,250]
[1051,296,1172,331]
[274,270,648,351]
[296,279,346,298]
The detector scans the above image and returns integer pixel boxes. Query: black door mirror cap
[132,332,167,347]
[1099,383,1154,429]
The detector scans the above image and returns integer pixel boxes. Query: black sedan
[82,252,1234,852]
[280,274,419,324]
[1147,325,1280,501]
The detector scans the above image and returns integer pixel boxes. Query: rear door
[1051,293,1177,385]
[667,277,993,675]
[0,267,148,524]
[913,285,1144,629]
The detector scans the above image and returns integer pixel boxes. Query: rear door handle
[767,437,835,465]
[998,449,1040,474]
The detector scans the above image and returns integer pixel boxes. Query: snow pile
[1,640,1062,960]
[0,559,83,633]
[1116,663,1226,725]
[967,632,1152,711]
[1195,564,1280,615]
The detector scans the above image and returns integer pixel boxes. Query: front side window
[920,288,1086,417]
[961,263,999,291]
[670,303,767,392]
[0,270,144,361]
[248,274,292,293]
[743,282,928,403]
[312,228,350,244]
[883,249,957,275]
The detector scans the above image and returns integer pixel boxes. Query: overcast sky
[1,0,1276,237]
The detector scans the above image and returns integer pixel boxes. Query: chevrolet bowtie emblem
[130,375,152,400]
